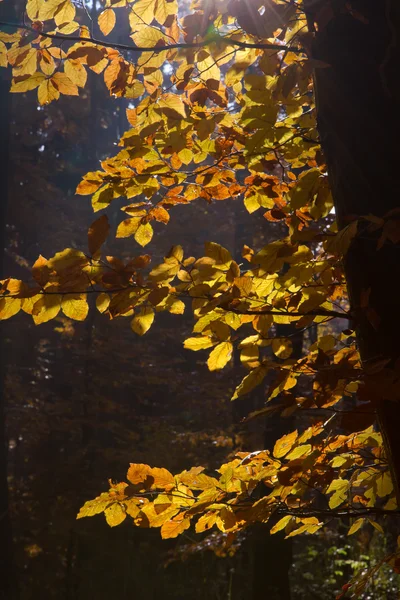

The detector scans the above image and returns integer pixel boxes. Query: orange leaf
[161,515,190,539]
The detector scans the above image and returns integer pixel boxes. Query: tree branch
[0,21,304,55]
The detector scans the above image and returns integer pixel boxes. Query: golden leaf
[184,336,215,351]
[347,518,364,536]
[273,430,298,459]
[131,306,154,335]
[96,293,110,314]
[195,512,217,533]
[127,463,153,485]
[161,516,191,539]
[10,73,45,93]
[104,503,126,527]
[150,467,175,489]
[375,471,393,498]
[158,94,187,119]
[38,0,65,20]
[98,9,116,36]
[272,338,293,359]
[32,294,62,324]
[232,365,269,400]
[52,72,79,96]
[38,78,60,105]
[270,515,292,534]
[207,341,233,371]
[134,222,153,247]
[0,297,21,320]
[62,294,89,321]
[54,0,76,26]
[64,59,87,88]
[77,493,112,519]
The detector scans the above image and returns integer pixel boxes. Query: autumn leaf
[98,9,116,35]
[104,503,126,527]
[232,365,269,400]
[62,294,89,321]
[88,215,110,255]
[273,430,298,459]
[207,341,233,371]
[161,515,191,539]
[131,306,154,335]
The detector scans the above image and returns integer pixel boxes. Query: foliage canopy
[1,0,400,595]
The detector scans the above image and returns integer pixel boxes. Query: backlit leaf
[131,306,154,335]
[207,341,233,371]
[98,9,116,35]
[273,430,298,459]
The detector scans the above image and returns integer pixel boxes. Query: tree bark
[312,0,400,495]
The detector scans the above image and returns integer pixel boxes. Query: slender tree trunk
[0,4,19,598]
[312,1,400,495]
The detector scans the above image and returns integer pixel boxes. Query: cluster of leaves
[78,425,395,541]
[1,0,400,592]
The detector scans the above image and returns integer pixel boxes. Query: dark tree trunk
[0,4,19,598]
[312,1,400,495]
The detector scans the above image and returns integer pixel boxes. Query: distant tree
[1,1,400,595]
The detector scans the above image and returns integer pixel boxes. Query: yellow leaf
[207,341,233,371]
[161,516,191,539]
[273,430,298,459]
[116,214,145,238]
[96,293,110,314]
[14,48,38,77]
[327,221,358,256]
[38,0,65,20]
[376,471,393,498]
[77,493,112,519]
[131,23,167,47]
[270,515,292,534]
[10,73,45,93]
[56,20,80,34]
[158,94,187,119]
[184,336,215,351]
[54,0,76,26]
[368,519,384,534]
[205,242,232,266]
[195,512,217,533]
[272,338,293,359]
[130,0,156,24]
[232,365,268,400]
[104,503,126,527]
[32,294,62,324]
[26,0,40,20]
[98,9,116,35]
[131,306,154,335]
[285,444,312,461]
[134,222,153,247]
[0,297,21,320]
[52,72,79,96]
[347,518,364,536]
[88,214,110,255]
[64,59,87,88]
[216,507,236,532]
[62,294,89,321]
[155,0,177,25]
[38,79,60,105]
[327,479,349,509]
